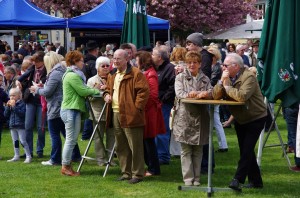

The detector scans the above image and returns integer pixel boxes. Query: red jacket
[143,67,166,138]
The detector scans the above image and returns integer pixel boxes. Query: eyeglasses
[101,65,110,68]
[222,63,236,68]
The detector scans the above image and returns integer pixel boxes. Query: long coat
[143,67,166,138]
[173,69,212,145]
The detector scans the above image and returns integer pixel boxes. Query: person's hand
[196,91,208,99]
[7,100,16,107]
[221,70,230,86]
[187,91,198,98]
[104,94,112,103]
[100,84,107,90]
[222,121,231,127]
[29,85,37,94]
[15,80,22,90]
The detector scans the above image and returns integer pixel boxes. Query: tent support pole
[153,32,156,47]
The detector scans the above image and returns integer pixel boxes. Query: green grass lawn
[0,107,299,197]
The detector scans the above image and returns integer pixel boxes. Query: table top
[181,99,245,105]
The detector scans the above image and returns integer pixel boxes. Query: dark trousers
[144,138,160,175]
[234,116,266,184]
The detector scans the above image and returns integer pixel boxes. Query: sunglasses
[101,65,110,68]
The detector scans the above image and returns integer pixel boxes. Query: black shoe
[229,179,242,192]
[128,178,143,184]
[116,176,131,181]
[37,153,44,158]
[215,148,228,153]
[243,183,263,189]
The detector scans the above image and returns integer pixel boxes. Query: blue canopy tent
[68,0,169,30]
[0,0,66,29]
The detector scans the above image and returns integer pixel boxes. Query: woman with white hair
[87,56,115,166]
[29,51,81,166]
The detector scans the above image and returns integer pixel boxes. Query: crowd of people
[0,33,299,189]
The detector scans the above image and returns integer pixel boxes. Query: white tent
[204,21,264,39]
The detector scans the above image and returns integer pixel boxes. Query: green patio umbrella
[257,0,300,107]
[121,0,150,49]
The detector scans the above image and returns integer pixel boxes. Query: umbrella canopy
[121,0,150,49]
[204,21,263,39]
[257,0,300,107]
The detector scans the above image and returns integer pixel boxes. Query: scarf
[70,66,86,84]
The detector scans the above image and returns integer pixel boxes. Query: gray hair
[153,45,169,61]
[95,56,110,70]
[226,53,244,68]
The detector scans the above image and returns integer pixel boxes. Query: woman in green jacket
[60,51,100,176]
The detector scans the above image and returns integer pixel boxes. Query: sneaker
[290,166,300,172]
[194,181,200,186]
[24,158,32,163]
[37,153,44,158]
[7,157,20,162]
[184,181,193,186]
[41,160,55,166]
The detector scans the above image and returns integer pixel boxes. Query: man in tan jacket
[213,53,267,192]
[104,49,149,184]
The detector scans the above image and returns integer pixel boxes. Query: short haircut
[153,45,169,61]
[226,53,244,68]
[95,56,110,70]
[185,51,202,63]
[9,87,22,98]
[65,51,83,66]
[119,43,132,50]
[4,66,16,75]
[32,51,45,63]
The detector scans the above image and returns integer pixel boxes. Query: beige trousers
[180,143,203,183]
[113,113,144,179]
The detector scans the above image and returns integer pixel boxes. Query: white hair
[95,56,110,70]
[226,53,244,68]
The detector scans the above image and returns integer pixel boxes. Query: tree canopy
[30,0,261,33]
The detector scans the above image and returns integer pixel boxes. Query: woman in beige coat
[87,56,115,166]
[173,51,212,186]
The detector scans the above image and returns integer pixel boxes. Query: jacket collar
[110,63,132,76]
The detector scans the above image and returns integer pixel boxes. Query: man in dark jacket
[81,40,100,140]
[152,45,175,165]
[82,40,99,80]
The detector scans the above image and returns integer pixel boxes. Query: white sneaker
[24,157,32,163]
[7,157,20,162]
[41,160,54,166]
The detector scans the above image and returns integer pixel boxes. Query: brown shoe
[61,165,80,176]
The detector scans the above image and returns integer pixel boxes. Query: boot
[61,165,80,176]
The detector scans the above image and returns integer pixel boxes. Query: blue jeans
[48,117,81,164]
[282,106,300,166]
[25,103,45,155]
[155,103,172,163]
[60,109,81,165]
